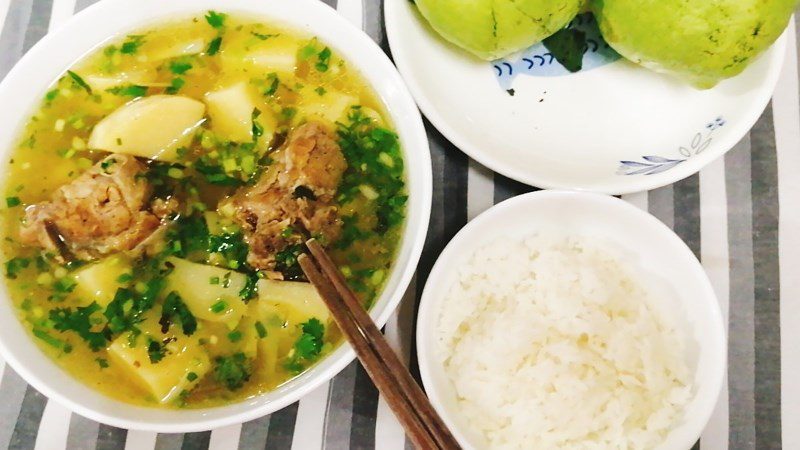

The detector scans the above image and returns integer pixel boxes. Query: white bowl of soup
[0,0,430,432]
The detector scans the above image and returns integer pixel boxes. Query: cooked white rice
[437,234,692,449]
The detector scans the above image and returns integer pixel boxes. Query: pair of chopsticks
[299,239,460,450]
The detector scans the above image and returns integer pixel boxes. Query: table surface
[1,0,799,449]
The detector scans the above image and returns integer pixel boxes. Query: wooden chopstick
[299,239,460,450]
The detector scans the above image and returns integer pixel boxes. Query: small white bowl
[0,0,431,433]
[417,191,725,449]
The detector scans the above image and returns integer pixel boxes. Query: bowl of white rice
[417,191,725,450]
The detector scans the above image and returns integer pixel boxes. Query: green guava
[415,0,585,60]
[591,0,797,88]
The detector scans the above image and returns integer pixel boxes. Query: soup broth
[0,12,405,408]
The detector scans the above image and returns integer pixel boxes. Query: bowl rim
[416,190,726,449]
[384,0,787,195]
[0,0,431,432]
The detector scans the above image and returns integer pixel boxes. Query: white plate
[417,191,726,449]
[385,1,786,194]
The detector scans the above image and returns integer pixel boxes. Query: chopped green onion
[210,300,227,314]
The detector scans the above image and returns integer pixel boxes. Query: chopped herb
[147,339,165,363]
[100,158,117,172]
[169,60,193,75]
[45,89,59,103]
[34,255,51,273]
[284,318,325,374]
[208,232,249,269]
[299,43,317,60]
[251,31,277,40]
[214,352,251,390]
[104,277,166,336]
[254,321,267,339]
[315,47,332,72]
[252,108,264,140]
[543,27,588,73]
[160,292,197,336]
[209,276,220,285]
[6,196,21,207]
[120,35,145,54]
[281,227,294,238]
[33,328,67,350]
[227,330,242,342]
[67,71,92,94]
[116,273,133,283]
[275,244,305,280]
[106,85,148,97]
[336,107,406,239]
[206,36,222,55]
[239,272,258,302]
[280,107,296,121]
[95,357,109,368]
[205,11,227,29]
[50,276,78,302]
[315,86,326,96]
[261,73,279,96]
[165,77,186,95]
[187,372,198,381]
[50,302,108,351]
[210,300,227,314]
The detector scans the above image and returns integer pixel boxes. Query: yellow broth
[0,12,405,408]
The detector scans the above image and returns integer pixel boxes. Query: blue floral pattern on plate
[492,13,621,90]
[618,117,726,176]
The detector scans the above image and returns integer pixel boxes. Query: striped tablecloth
[1,0,799,449]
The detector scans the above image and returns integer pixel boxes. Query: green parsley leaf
[147,339,165,363]
[6,196,21,207]
[50,276,77,302]
[275,244,304,280]
[284,318,325,374]
[214,352,251,390]
[160,292,198,336]
[120,35,146,55]
[205,11,227,29]
[169,60,193,75]
[96,357,109,368]
[206,37,223,56]
[315,47,332,72]
[187,372,198,381]
[50,302,108,351]
[5,257,31,279]
[165,77,186,95]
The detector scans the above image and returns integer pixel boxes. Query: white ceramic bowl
[0,0,430,432]
[385,0,786,194]
[417,191,726,449]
